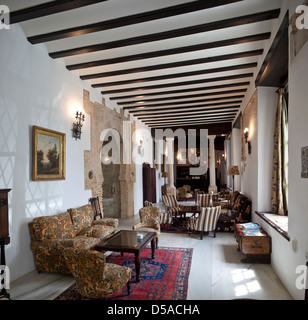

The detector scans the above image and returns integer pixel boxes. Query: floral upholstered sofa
[28,204,118,274]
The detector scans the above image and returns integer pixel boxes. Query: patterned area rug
[54,246,193,300]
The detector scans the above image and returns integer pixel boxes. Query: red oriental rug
[54,247,193,300]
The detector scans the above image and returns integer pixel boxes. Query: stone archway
[101,131,121,218]
[83,90,136,218]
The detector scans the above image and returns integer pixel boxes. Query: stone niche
[83,90,136,218]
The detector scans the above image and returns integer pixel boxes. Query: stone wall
[83,90,136,218]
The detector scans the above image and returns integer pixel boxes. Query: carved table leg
[134,251,140,282]
[151,238,156,259]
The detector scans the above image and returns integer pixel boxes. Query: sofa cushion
[92,218,119,231]
[31,212,75,241]
[68,204,94,234]
[77,225,115,239]
[62,236,101,249]
[35,237,101,255]
[92,225,115,239]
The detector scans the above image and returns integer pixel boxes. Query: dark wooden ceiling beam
[123,95,244,110]
[128,101,242,114]
[92,62,257,88]
[138,109,239,119]
[117,88,247,105]
[141,113,237,123]
[81,52,261,80]
[255,12,289,87]
[144,117,236,126]
[100,73,253,94]
[109,82,250,100]
[130,105,240,118]
[10,0,108,24]
[49,9,280,58]
[67,32,270,70]
[148,118,235,127]
[150,122,232,135]
[28,0,243,44]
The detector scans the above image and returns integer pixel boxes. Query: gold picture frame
[32,126,66,181]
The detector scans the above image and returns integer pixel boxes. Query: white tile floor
[9,214,292,300]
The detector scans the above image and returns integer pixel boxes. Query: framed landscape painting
[32,126,66,181]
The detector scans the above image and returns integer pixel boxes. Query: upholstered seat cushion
[77,225,115,239]
[92,218,119,231]
[31,212,75,241]
[132,225,160,237]
[33,237,101,255]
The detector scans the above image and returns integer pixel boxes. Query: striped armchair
[196,193,211,209]
[162,195,185,217]
[188,206,221,239]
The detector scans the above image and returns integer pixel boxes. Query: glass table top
[102,230,152,248]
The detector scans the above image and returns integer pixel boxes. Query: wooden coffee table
[177,204,200,227]
[95,230,156,282]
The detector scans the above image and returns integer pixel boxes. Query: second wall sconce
[72,111,85,140]
[244,127,252,154]
[138,139,143,155]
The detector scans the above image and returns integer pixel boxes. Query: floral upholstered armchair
[63,248,131,299]
[132,206,162,248]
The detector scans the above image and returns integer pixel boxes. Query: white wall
[225,138,232,188]
[0,25,98,280]
[0,24,146,282]
[240,93,258,212]
[248,88,294,300]
[230,128,242,191]
[133,119,155,214]
[237,56,308,301]
[286,33,308,300]
[234,0,308,299]
[241,87,277,215]
[256,3,308,300]
[257,87,277,212]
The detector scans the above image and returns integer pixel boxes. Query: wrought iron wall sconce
[244,128,252,154]
[138,139,143,155]
[72,111,85,140]
[162,171,168,185]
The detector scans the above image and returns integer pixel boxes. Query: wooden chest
[235,223,271,263]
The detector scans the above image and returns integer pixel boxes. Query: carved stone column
[208,135,217,193]
[166,137,176,196]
